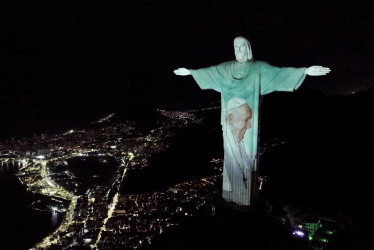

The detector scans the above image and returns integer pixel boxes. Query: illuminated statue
[174,37,330,207]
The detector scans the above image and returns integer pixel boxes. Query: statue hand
[305,66,331,76]
[173,68,191,76]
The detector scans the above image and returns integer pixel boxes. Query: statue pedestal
[209,190,252,213]
[215,198,251,212]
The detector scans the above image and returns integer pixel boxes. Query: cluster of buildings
[0,110,223,249]
[99,175,221,249]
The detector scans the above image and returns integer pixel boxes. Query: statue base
[216,198,251,211]
[211,186,257,212]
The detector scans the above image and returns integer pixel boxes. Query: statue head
[226,97,253,141]
[234,36,253,63]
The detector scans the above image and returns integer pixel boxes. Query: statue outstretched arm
[305,66,331,76]
[173,68,191,76]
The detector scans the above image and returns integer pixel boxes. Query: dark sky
[1,0,373,115]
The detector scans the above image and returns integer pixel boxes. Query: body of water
[0,162,63,250]
[0,156,119,249]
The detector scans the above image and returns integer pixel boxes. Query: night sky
[1,0,373,137]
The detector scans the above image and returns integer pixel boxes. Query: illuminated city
[1,108,349,249]
[0,110,225,249]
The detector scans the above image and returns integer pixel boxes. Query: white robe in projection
[222,110,253,205]
[190,60,306,206]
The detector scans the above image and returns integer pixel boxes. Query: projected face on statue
[234,37,253,63]
[226,98,253,142]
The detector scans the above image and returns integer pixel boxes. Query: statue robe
[190,60,306,206]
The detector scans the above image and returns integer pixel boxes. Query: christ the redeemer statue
[174,37,330,207]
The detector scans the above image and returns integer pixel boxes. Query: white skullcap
[227,97,247,110]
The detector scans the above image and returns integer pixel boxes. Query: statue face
[234,38,249,63]
[227,104,252,141]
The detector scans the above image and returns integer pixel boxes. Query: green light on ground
[309,236,313,241]
[325,230,333,235]
[320,238,327,243]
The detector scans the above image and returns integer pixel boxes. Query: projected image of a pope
[226,98,253,142]
[222,98,254,205]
